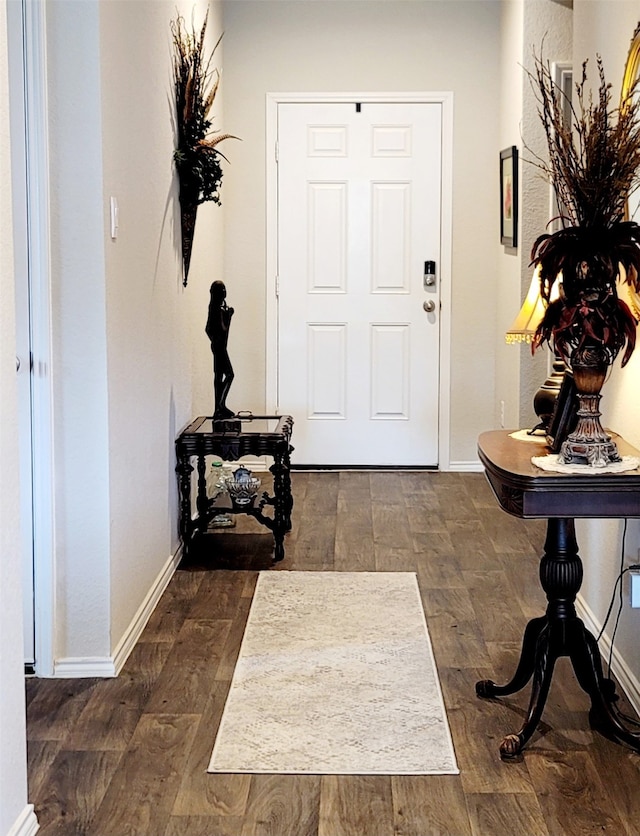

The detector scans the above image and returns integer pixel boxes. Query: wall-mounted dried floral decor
[171,11,237,286]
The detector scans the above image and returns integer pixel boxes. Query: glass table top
[188,414,290,436]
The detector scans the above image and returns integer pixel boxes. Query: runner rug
[208,571,458,774]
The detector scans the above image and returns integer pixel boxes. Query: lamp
[506,267,566,433]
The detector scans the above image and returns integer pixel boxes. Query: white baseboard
[238,456,270,473]
[576,593,640,717]
[111,547,182,675]
[53,656,117,678]
[448,460,483,472]
[53,547,182,679]
[7,805,39,836]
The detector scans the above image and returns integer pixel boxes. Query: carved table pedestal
[477,430,640,758]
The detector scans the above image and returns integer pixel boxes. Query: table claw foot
[500,733,524,760]
[476,679,497,699]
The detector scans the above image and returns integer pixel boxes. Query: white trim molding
[54,656,117,679]
[54,548,181,678]
[449,460,483,473]
[21,0,56,678]
[7,805,39,836]
[111,548,182,674]
[265,91,454,470]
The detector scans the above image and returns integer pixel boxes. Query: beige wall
[99,0,225,655]
[495,0,572,434]
[47,0,111,659]
[496,0,524,432]
[573,0,640,709]
[221,0,502,466]
[519,0,572,424]
[44,0,225,663]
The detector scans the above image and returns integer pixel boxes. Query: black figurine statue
[206,280,235,419]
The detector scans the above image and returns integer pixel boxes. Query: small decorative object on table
[527,51,640,466]
[225,466,261,508]
[210,461,235,528]
[206,280,237,423]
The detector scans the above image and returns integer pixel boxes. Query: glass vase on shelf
[210,461,236,528]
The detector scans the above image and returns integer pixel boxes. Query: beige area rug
[208,571,458,775]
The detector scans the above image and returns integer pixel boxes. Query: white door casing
[8,0,35,665]
[8,0,56,675]
[268,96,452,466]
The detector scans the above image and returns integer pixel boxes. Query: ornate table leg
[195,453,209,531]
[282,443,294,532]
[476,615,547,699]
[476,519,610,758]
[175,453,194,557]
[270,448,290,562]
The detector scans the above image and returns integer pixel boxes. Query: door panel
[277,102,441,466]
[308,183,347,291]
[307,324,347,418]
[370,324,410,418]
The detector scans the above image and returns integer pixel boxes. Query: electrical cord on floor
[595,519,640,728]
[595,518,627,647]
[607,517,627,677]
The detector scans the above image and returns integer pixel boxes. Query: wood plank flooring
[26,471,640,836]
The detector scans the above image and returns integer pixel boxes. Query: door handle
[423,300,436,313]
[16,356,21,372]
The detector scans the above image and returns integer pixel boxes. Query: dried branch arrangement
[527,53,640,366]
[532,56,640,229]
[172,11,237,285]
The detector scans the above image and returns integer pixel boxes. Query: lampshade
[505,267,546,344]
[505,267,562,343]
[505,267,565,433]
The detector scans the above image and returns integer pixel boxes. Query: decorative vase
[179,196,198,287]
[559,345,621,467]
[225,467,261,508]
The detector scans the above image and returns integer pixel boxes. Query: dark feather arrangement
[528,54,640,366]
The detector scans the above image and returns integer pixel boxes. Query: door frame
[265,92,453,470]
[10,0,56,676]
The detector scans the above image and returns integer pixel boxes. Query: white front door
[277,101,442,466]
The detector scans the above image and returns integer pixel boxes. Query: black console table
[477,430,640,758]
[176,414,294,562]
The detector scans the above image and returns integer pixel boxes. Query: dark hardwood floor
[26,471,640,835]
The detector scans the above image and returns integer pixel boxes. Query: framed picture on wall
[500,146,518,248]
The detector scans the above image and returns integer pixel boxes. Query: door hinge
[275,275,280,297]
[275,141,279,163]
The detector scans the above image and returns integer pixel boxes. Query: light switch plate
[110,196,119,240]
[630,570,640,608]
